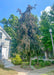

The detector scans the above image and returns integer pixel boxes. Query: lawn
[0,65,18,75]
[42,71,54,75]
[48,71,54,75]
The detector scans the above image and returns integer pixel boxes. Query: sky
[0,0,54,26]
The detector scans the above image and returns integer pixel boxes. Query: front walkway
[10,65,54,75]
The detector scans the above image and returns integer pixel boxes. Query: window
[0,32,2,39]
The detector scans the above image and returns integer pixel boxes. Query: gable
[0,26,11,40]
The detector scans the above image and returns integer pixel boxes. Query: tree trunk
[30,56,31,67]
[37,56,39,65]
[45,51,48,59]
[49,52,51,58]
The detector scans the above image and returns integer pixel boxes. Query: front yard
[42,71,54,75]
[0,65,18,75]
[48,71,54,75]
[0,64,54,75]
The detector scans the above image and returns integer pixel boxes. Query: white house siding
[0,27,11,59]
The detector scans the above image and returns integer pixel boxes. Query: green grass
[47,71,54,75]
[41,71,54,75]
[0,65,18,75]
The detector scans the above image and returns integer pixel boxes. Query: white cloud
[45,6,51,13]
[40,6,51,15]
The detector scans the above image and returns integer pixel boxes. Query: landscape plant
[11,54,22,65]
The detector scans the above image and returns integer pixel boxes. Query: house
[0,26,11,60]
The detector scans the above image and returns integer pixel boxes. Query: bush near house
[11,54,22,65]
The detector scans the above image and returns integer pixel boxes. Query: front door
[0,46,2,59]
[2,47,8,59]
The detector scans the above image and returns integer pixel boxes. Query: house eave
[0,26,11,40]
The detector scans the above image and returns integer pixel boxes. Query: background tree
[48,4,54,24]
[48,4,54,55]
[0,14,19,56]
[40,11,52,58]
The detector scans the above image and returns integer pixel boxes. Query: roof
[0,26,11,40]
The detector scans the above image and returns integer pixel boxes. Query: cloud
[45,6,51,13]
[41,6,51,15]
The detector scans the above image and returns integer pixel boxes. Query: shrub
[31,60,36,65]
[49,56,54,59]
[35,65,41,69]
[39,57,43,59]
[35,59,37,63]
[52,56,54,59]
[39,60,44,63]
[0,64,4,68]
[35,65,39,69]
[21,62,29,66]
[23,58,27,62]
[31,59,44,66]
[52,61,54,64]
[49,57,52,59]
[21,62,29,68]
[39,62,45,67]
[44,61,51,66]
[11,54,22,65]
